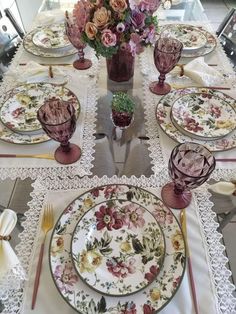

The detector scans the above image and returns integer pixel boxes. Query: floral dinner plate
[49,184,186,313]
[0,83,80,133]
[71,199,165,296]
[161,25,217,58]
[32,23,71,49]
[161,24,207,51]
[171,93,236,140]
[156,87,236,152]
[23,26,77,58]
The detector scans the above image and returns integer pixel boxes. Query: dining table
[0,0,236,313]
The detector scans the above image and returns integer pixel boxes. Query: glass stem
[158,73,166,86]
[78,48,85,62]
[60,142,71,153]
[174,184,184,195]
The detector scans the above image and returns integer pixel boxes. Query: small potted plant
[111,92,135,129]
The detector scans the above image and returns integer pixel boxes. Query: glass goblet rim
[170,142,216,179]
[155,37,183,54]
[37,102,76,127]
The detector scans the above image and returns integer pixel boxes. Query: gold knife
[0,154,54,160]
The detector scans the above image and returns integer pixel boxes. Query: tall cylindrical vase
[106,48,135,82]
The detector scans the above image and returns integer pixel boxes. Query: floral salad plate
[171,93,236,140]
[49,184,186,314]
[0,83,80,144]
[71,199,165,296]
[23,25,77,58]
[32,23,71,49]
[161,24,217,58]
[156,87,236,152]
[161,24,207,51]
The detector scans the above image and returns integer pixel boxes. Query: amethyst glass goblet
[37,97,81,165]
[161,142,215,209]
[149,37,183,95]
[65,13,92,70]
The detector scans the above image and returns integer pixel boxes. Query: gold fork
[31,204,54,310]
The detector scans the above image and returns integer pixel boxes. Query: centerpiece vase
[106,48,135,82]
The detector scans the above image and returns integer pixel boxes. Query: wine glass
[149,37,183,95]
[65,12,92,70]
[161,142,216,209]
[37,97,81,165]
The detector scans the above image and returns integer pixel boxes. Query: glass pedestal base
[73,59,92,70]
[55,143,81,164]
[149,81,171,95]
[161,182,192,209]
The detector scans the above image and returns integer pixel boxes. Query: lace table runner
[2,172,236,313]
[140,21,236,173]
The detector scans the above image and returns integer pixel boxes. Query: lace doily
[2,172,236,313]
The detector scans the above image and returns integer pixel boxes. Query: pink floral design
[139,0,161,13]
[106,257,136,278]
[123,203,145,229]
[184,117,204,132]
[153,208,173,225]
[143,304,155,314]
[144,265,159,283]
[209,104,221,118]
[91,187,104,197]
[173,276,181,288]
[95,205,123,230]
[54,260,79,293]
[104,185,123,198]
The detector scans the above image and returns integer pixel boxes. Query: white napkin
[0,209,26,300]
[171,57,223,86]
[209,181,236,195]
[34,9,65,26]
[6,61,68,85]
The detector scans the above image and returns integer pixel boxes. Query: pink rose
[101,29,117,47]
[139,0,161,12]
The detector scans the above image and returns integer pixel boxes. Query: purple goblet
[65,12,92,70]
[149,37,183,95]
[161,142,215,209]
[37,97,81,165]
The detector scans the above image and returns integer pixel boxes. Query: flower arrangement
[71,0,161,58]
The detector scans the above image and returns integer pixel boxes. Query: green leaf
[97,296,107,313]
[132,237,143,253]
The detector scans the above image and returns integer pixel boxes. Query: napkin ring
[176,64,184,77]
[0,235,11,241]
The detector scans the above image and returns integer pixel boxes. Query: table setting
[0,0,236,313]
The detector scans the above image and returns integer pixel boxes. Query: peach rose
[101,29,117,47]
[110,0,127,12]
[85,22,98,39]
[93,7,111,28]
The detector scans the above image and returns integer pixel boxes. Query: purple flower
[116,22,125,33]
[95,205,123,230]
[142,24,156,44]
[54,260,78,293]
[129,33,144,56]
[131,10,146,29]
[139,0,161,12]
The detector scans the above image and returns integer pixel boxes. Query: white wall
[15,0,42,31]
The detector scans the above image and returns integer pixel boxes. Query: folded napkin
[6,61,68,85]
[209,181,236,195]
[35,9,65,25]
[0,209,26,300]
[170,57,223,86]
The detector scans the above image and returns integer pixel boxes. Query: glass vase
[106,48,135,82]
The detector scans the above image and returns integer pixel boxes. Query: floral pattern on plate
[23,26,77,58]
[171,93,236,140]
[161,25,217,58]
[0,83,80,133]
[71,199,165,296]
[156,87,236,152]
[161,24,207,51]
[32,23,71,49]
[49,184,186,313]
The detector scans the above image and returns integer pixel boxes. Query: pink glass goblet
[65,14,92,70]
[37,97,81,165]
[149,37,183,95]
[161,142,215,209]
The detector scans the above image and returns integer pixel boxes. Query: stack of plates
[160,24,217,57]
[156,87,236,152]
[49,184,186,313]
[0,83,80,144]
[23,23,77,58]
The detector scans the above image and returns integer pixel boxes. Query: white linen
[0,209,26,300]
[170,57,224,86]
[21,187,217,314]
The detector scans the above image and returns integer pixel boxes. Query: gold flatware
[180,209,199,314]
[19,63,73,67]
[31,204,54,310]
[0,154,54,160]
[171,84,231,90]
